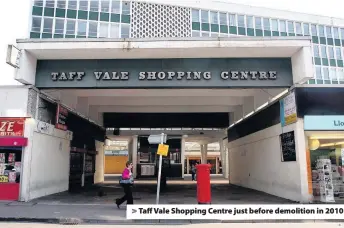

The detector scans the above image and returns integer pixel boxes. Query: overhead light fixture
[320,141,344,147]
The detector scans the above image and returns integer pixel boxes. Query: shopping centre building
[0,0,344,204]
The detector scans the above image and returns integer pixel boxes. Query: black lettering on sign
[280,131,296,162]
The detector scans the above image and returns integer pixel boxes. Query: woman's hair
[126,161,132,167]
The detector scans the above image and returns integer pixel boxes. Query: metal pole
[156,133,164,204]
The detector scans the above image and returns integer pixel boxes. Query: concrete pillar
[200,144,208,164]
[76,97,89,117]
[243,96,255,117]
[233,105,243,122]
[94,140,105,183]
[131,135,138,178]
[181,135,186,178]
[186,157,190,174]
[219,140,226,178]
[216,157,219,174]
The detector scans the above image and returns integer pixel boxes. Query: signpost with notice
[148,133,169,204]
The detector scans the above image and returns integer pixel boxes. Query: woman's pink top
[122,168,131,179]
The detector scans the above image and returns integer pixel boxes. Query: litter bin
[196,164,211,204]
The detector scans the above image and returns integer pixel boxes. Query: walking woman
[116,161,134,208]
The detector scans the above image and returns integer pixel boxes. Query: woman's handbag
[119,176,134,185]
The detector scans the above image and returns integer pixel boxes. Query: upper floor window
[192,9,200,22]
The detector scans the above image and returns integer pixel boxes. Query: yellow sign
[285,113,297,125]
[0,175,9,183]
[157,144,169,156]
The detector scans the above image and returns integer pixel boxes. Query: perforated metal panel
[130,1,191,38]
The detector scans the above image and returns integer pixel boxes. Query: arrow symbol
[132,209,137,213]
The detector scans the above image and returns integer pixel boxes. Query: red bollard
[196,164,211,204]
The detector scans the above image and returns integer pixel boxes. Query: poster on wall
[316,158,335,203]
[55,104,68,131]
[0,153,5,163]
[0,118,25,136]
[280,91,297,127]
[280,131,296,162]
[0,164,4,175]
[8,153,15,163]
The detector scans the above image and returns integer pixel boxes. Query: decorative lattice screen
[130,1,191,38]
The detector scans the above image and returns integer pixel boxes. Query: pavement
[2,224,344,228]
[0,175,327,225]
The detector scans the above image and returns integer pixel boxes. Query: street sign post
[147,133,169,204]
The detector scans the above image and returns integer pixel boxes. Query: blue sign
[304,115,344,130]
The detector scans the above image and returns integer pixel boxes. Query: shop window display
[0,148,22,184]
[309,138,344,202]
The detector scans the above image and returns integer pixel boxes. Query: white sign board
[148,134,167,144]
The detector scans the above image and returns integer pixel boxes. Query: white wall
[22,121,72,201]
[228,122,308,202]
[94,140,105,183]
[0,86,29,117]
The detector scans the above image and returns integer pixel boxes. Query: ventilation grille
[130,1,191,38]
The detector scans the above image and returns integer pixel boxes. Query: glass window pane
[238,15,245,27]
[341,28,344,40]
[271,19,278,31]
[311,24,317,36]
[121,24,130,38]
[326,26,332,38]
[54,18,64,34]
[122,1,130,15]
[201,10,208,23]
[66,20,76,35]
[88,21,98,37]
[318,25,325,37]
[313,45,320,57]
[330,68,337,81]
[303,23,310,36]
[79,0,89,11]
[109,23,119,38]
[315,66,322,79]
[192,9,200,22]
[333,27,339,39]
[338,69,344,81]
[56,0,66,8]
[68,0,77,9]
[295,22,302,34]
[210,12,218,24]
[219,13,227,25]
[100,0,110,12]
[45,0,55,8]
[77,21,87,36]
[34,0,44,7]
[255,17,262,29]
[328,46,335,59]
[90,0,99,11]
[279,20,286,32]
[31,17,42,32]
[99,22,108,37]
[192,31,200,37]
[43,17,53,33]
[263,18,270,30]
[229,14,236,26]
[335,47,342,59]
[246,16,253,28]
[287,21,294,33]
[111,0,120,13]
[321,45,327,58]
[323,67,330,79]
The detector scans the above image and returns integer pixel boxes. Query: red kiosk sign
[0,118,25,137]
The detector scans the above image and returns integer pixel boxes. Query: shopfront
[304,115,344,203]
[0,118,28,201]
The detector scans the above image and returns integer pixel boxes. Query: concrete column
[216,157,219,174]
[94,140,105,183]
[219,140,225,178]
[233,105,243,122]
[186,157,190,174]
[76,97,89,117]
[200,144,208,164]
[131,135,138,178]
[243,96,255,117]
[222,139,229,179]
[181,135,186,178]
[19,118,35,201]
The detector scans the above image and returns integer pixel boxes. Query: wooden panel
[104,156,128,174]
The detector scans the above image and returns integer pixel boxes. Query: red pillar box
[196,164,212,204]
